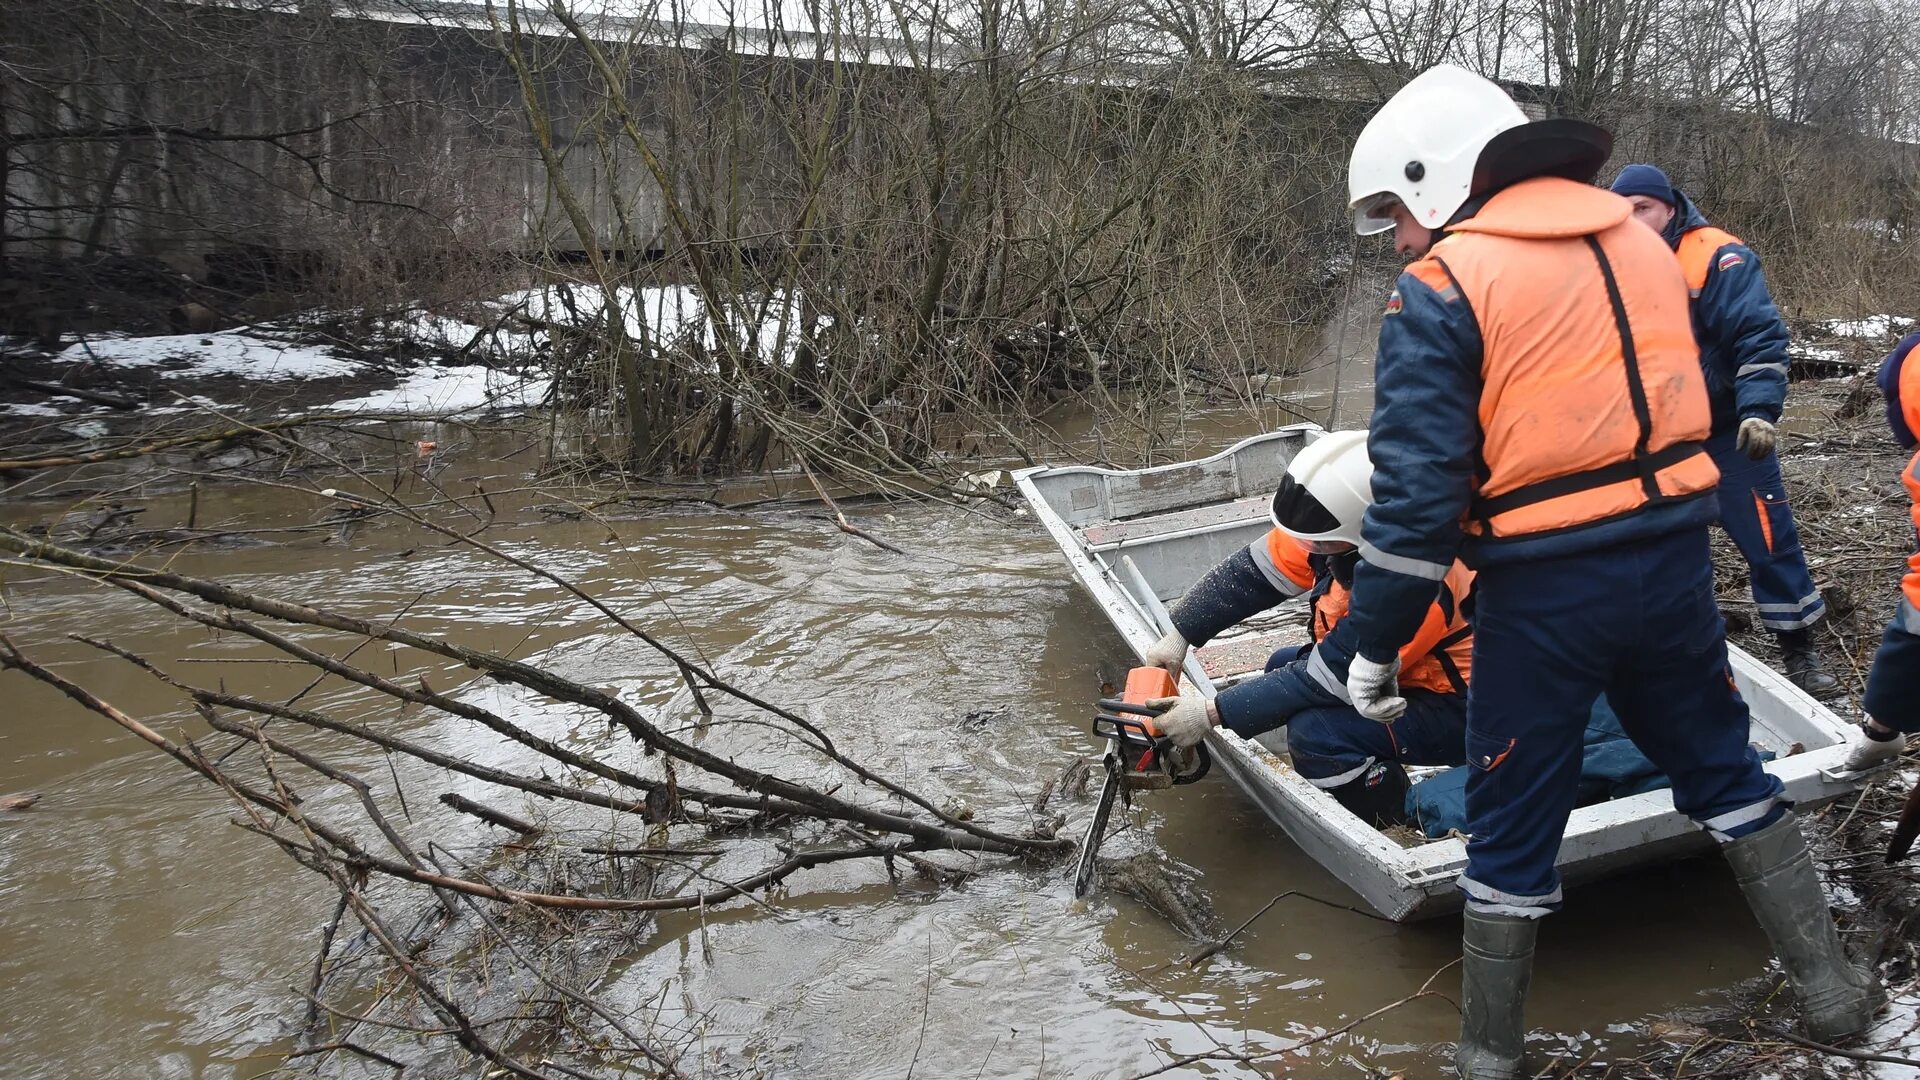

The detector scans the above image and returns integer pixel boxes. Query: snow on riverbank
[11,284,793,420]
[56,330,360,380]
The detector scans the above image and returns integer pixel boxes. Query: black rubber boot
[1722,812,1882,1041]
[1455,908,1535,1080]
[1778,627,1842,699]
[1327,760,1411,828]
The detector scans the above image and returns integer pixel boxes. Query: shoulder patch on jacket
[1677,226,1742,291]
[1717,250,1745,272]
[1405,258,1457,297]
[1384,289,1403,315]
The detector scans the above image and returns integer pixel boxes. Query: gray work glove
[1143,629,1189,677]
[1346,653,1406,722]
[1144,694,1217,749]
[1736,417,1777,460]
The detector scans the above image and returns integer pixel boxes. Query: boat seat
[1080,495,1269,550]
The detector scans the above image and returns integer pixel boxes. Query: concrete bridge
[4,0,1908,329]
[3,0,934,273]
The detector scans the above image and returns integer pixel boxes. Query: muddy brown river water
[0,318,1787,1078]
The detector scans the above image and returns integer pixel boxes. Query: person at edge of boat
[1833,328,1920,776]
[1607,163,1841,698]
[1135,429,1473,829]
[1336,65,1881,1080]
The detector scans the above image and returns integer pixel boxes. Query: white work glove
[1346,653,1406,722]
[1143,629,1189,677]
[1735,417,1777,460]
[1834,721,1906,778]
[1145,694,1217,749]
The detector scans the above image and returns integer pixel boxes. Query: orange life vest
[1262,530,1474,694]
[1900,354,1920,619]
[1903,452,1920,619]
[1675,225,1743,297]
[1408,178,1721,539]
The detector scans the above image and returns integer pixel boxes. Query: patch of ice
[57,331,360,380]
[327,366,550,414]
[1824,314,1915,340]
[60,420,109,438]
[0,402,64,417]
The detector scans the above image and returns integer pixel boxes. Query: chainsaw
[1888,774,1920,864]
[1072,665,1212,898]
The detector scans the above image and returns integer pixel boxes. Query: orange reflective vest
[1260,530,1474,694]
[1408,178,1721,539]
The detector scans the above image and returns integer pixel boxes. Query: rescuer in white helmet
[1142,430,1477,828]
[1335,64,1879,1077]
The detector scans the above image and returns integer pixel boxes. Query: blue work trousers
[1259,644,1467,787]
[1709,431,1826,631]
[1865,621,1920,732]
[1460,527,1786,917]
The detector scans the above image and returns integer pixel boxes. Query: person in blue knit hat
[1609,163,1840,697]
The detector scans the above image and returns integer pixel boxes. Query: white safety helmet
[1348,64,1530,236]
[1270,430,1373,553]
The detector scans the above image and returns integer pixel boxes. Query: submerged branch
[1,526,1063,857]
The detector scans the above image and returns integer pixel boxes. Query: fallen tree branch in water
[428,849,689,1079]
[296,854,567,1080]
[186,401,992,836]
[1176,888,1395,969]
[799,455,908,556]
[3,527,1061,855]
[0,411,448,473]
[302,891,350,1030]
[284,1039,409,1071]
[0,498,1068,1075]
[440,793,542,836]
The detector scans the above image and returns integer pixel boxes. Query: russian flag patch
[1717,250,1745,272]
[1385,289,1403,315]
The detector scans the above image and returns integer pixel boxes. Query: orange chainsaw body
[1117,666,1178,774]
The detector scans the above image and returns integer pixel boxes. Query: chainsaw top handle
[1092,704,1211,785]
